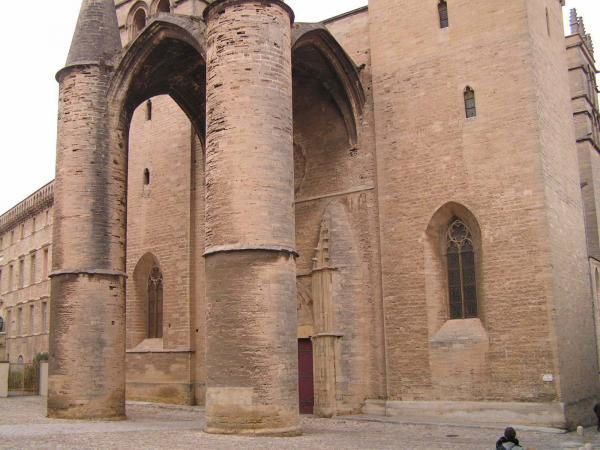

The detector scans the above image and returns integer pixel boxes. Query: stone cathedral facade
[1,0,600,434]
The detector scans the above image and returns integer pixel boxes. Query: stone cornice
[0,182,54,235]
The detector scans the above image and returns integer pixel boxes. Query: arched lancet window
[17,355,23,364]
[464,86,476,118]
[147,266,163,339]
[447,218,477,319]
[146,99,152,121]
[132,8,147,38]
[438,1,449,29]
[156,0,170,13]
[144,168,150,186]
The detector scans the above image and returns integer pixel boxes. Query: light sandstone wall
[368,0,581,416]
[566,32,600,260]
[290,8,386,411]
[0,193,53,364]
[126,94,196,404]
[528,0,600,426]
[324,6,388,405]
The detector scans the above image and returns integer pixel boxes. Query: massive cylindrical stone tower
[48,0,126,419]
[203,0,300,436]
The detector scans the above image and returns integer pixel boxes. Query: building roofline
[322,5,368,25]
[0,181,55,235]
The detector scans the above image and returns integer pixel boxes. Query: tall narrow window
[32,217,36,234]
[30,253,36,286]
[144,168,151,186]
[0,269,2,293]
[20,224,25,240]
[43,248,49,279]
[132,8,147,37]
[438,1,449,29]
[8,264,14,291]
[6,310,11,336]
[146,99,153,121]
[157,0,170,13]
[42,302,48,333]
[17,308,22,336]
[0,316,4,333]
[447,218,477,319]
[464,86,476,118]
[545,8,551,36]
[147,266,164,339]
[18,259,24,289]
[29,305,34,335]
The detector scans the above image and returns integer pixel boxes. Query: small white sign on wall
[542,374,554,383]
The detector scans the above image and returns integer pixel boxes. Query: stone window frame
[425,202,485,328]
[127,1,150,42]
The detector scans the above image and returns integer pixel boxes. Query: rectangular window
[32,217,36,234]
[0,269,2,294]
[10,230,14,245]
[18,259,24,289]
[30,253,36,286]
[6,310,11,336]
[29,304,35,335]
[43,248,49,279]
[20,224,25,240]
[438,1,449,29]
[8,264,14,291]
[17,307,23,336]
[42,302,48,333]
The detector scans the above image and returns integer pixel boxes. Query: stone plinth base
[39,362,49,397]
[364,400,568,429]
[0,362,8,398]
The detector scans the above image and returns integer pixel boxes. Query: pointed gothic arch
[108,17,207,144]
[292,26,365,147]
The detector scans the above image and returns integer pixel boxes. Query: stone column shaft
[203,0,300,436]
[48,64,126,420]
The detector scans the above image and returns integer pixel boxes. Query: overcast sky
[0,0,598,214]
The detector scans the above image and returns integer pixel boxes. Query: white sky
[0,0,597,214]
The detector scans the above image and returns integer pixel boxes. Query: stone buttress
[48,0,125,419]
[203,0,300,436]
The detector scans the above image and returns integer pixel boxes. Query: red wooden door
[298,338,314,414]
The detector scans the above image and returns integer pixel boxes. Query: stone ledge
[363,400,567,429]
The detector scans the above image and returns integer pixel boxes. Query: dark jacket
[496,436,523,450]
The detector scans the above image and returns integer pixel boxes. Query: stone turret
[203,0,300,436]
[570,9,595,57]
[48,0,125,420]
[65,0,122,67]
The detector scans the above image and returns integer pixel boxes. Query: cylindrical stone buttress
[48,65,126,420]
[204,0,300,436]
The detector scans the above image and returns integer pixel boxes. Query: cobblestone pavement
[1,397,600,449]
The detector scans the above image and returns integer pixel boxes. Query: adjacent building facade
[1,0,600,432]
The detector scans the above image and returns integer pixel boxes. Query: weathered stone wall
[203,0,299,435]
[0,188,53,364]
[367,0,597,425]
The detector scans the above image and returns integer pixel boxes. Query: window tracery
[447,218,477,319]
[147,266,163,339]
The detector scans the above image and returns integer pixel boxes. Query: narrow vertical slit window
[438,1,449,29]
[146,99,152,121]
[546,8,551,36]
[464,86,477,118]
[447,218,478,319]
[144,168,151,186]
